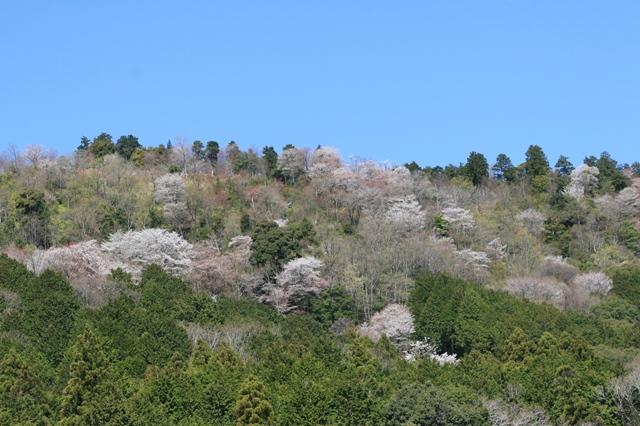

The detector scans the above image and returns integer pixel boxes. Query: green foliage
[595,151,627,192]
[309,286,358,327]
[249,219,315,270]
[464,151,489,186]
[115,134,142,160]
[0,257,80,364]
[383,383,490,425]
[192,140,205,161]
[234,375,273,425]
[492,153,515,181]
[524,144,550,177]
[89,133,116,158]
[0,350,51,424]
[59,328,108,423]
[554,154,574,176]
[262,146,279,178]
[610,265,640,309]
[433,214,449,237]
[619,221,640,255]
[205,140,220,166]
[240,212,252,233]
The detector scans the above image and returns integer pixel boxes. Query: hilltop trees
[88,133,115,158]
[492,153,515,181]
[464,151,489,186]
[115,135,142,160]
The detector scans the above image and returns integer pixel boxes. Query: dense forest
[1,136,640,425]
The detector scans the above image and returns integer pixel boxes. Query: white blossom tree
[27,240,119,278]
[154,173,189,227]
[262,256,328,313]
[505,276,567,308]
[565,164,599,199]
[441,207,475,230]
[572,272,613,295]
[384,195,425,232]
[402,338,458,365]
[358,303,415,342]
[101,228,193,278]
[277,148,307,182]
[455,249,490,277]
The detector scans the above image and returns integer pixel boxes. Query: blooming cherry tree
[101,228,193,278]
[262,256,328,313]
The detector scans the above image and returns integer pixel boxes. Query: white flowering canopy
[441,207,475,230]
[358,303,415,342]
[101,228,193,278]
[384,195,425,232]
[572,272,612,295]
[262,256,328,313]
[565,164,599,199]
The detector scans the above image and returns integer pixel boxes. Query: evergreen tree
[583,155,598,167]
[491,153,514,181]
[0,350,50,424]
[404,161,421,173]
[524,145,549,177]
[554,155,574,176]
[552,365,590,424]
[464,151,489,186]
[262,146,278,178]
[205,140,220,166]
[192,140,205,161]
[596,151,627,191]
[115,134,142,160]
[234,375,273,425]
[59,328,109,423]
[503,327,535,362]
[77,136,90,151]
[89,133,115,158]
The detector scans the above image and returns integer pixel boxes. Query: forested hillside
[1,137,640,425]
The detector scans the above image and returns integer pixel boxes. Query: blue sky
[1,1,639,167]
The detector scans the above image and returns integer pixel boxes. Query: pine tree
[554,155,574,176]
[524,145,549,177]
[262,146,279,178]
[192,140,205,161]
[59,328,108,422]
[189,339,214,369]
[234,375,273,425]
[491,153,514,181]
[503,327,535,362]
[205,140,220,166]
[0,350,50,424]
[464,151,489,186]
[77,136,90,151]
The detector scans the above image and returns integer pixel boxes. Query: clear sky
[1,1,639,167]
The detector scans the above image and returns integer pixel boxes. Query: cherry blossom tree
[358,303,415,342]
[565,164,600,199]
[154,174,189,227]
[101,229,193,278]
[383,195,425,232]
[277,148,307,182]
[261,256,328,313]
[572,272,612,295]
[441,207,475,230]
[505,276,567,308]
